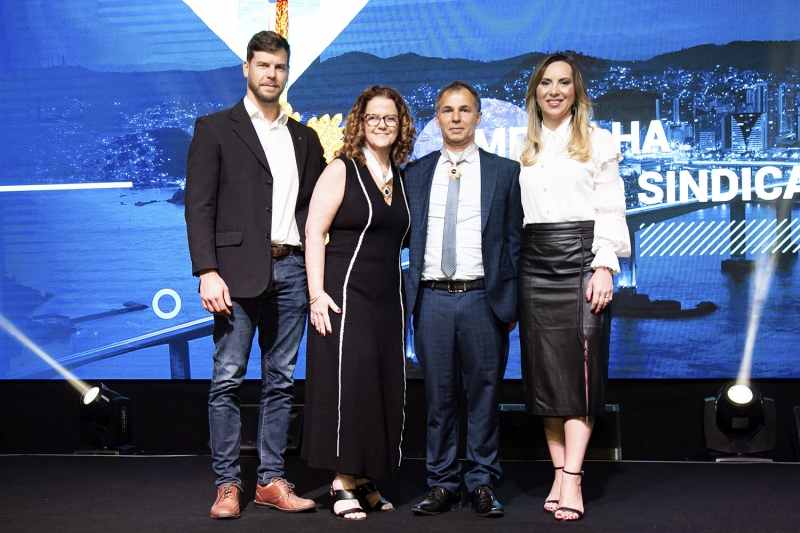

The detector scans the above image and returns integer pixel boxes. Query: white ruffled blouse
[511,119,631,273]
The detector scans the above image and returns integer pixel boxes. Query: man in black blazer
[405,81,523,518]
[185,31,325,519]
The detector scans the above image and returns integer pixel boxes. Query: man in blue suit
[405,81,523,518]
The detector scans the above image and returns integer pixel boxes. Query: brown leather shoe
[210,482,242,519]
[254,477,316,512]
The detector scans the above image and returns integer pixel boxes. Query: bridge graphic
[623,171,798,287]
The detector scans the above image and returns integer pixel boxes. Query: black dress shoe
[471,485,504,518]
[411,486,461,515]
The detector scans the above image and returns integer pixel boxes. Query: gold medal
[442,143,478,180]
[448,164,460,180]
[382,177,393,199]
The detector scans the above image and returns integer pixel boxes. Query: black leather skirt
[518,221,610,417]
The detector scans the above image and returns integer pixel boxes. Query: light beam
[0,314,91,394]
[736,255,776,387]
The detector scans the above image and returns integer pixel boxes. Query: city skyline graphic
[1,0,799,381]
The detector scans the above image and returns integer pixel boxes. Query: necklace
[363,147,393,199]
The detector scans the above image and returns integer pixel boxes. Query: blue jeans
[208,253,308,487]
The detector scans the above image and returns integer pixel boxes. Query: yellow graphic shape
[280,102,343,164]
[307,113,345,164]
[280,101,301,122]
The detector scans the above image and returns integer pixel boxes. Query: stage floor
[1,455,797,532]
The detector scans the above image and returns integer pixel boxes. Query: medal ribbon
[440,142,479,180]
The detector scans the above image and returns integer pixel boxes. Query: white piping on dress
[396,170,410,466]
[336,159,373,457]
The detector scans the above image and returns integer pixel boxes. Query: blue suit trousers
[412,285,509,493]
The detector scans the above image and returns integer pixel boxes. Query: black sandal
[330,486,366,520]
[544,466,563,513]
[554,470,584,521]
[356,480,393,511]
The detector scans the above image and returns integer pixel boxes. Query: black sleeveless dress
[302,156,410,480]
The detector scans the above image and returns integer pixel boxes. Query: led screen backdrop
[1,0,800,380]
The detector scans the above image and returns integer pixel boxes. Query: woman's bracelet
[597,266,614,274]
[309,293,323,305]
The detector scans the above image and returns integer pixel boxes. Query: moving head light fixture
[78,383,134,454]
[704,380,776,461]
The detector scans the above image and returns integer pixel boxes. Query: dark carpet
[1,455,797,532]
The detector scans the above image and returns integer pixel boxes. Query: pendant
[448,164,460,180]
[382,186,392,199]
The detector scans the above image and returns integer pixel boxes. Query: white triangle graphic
[183,0,368,87]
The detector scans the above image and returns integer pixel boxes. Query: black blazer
[185,99,325,298]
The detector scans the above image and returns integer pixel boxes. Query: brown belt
[271,245,302,258]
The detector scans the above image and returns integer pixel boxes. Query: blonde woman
[512,54,631,521]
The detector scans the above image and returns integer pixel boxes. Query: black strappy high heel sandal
[544,466,563,513]
[554,470,584,521]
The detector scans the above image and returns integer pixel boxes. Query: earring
[571,105,576,116]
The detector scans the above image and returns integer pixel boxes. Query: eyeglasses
[363,114,399,127]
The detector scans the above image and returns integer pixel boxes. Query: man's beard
[248,78,284,105]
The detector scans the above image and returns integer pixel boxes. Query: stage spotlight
[78,383,134,453]
[704,380,776,461]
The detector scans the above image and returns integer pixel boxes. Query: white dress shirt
[512,119,631,273]
[243,96,301,247]
[422,147,484,281]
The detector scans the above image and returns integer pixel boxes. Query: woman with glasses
[512,54,630,521]
[302,85,416,520]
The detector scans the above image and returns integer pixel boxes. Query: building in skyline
[723,113,767,152]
